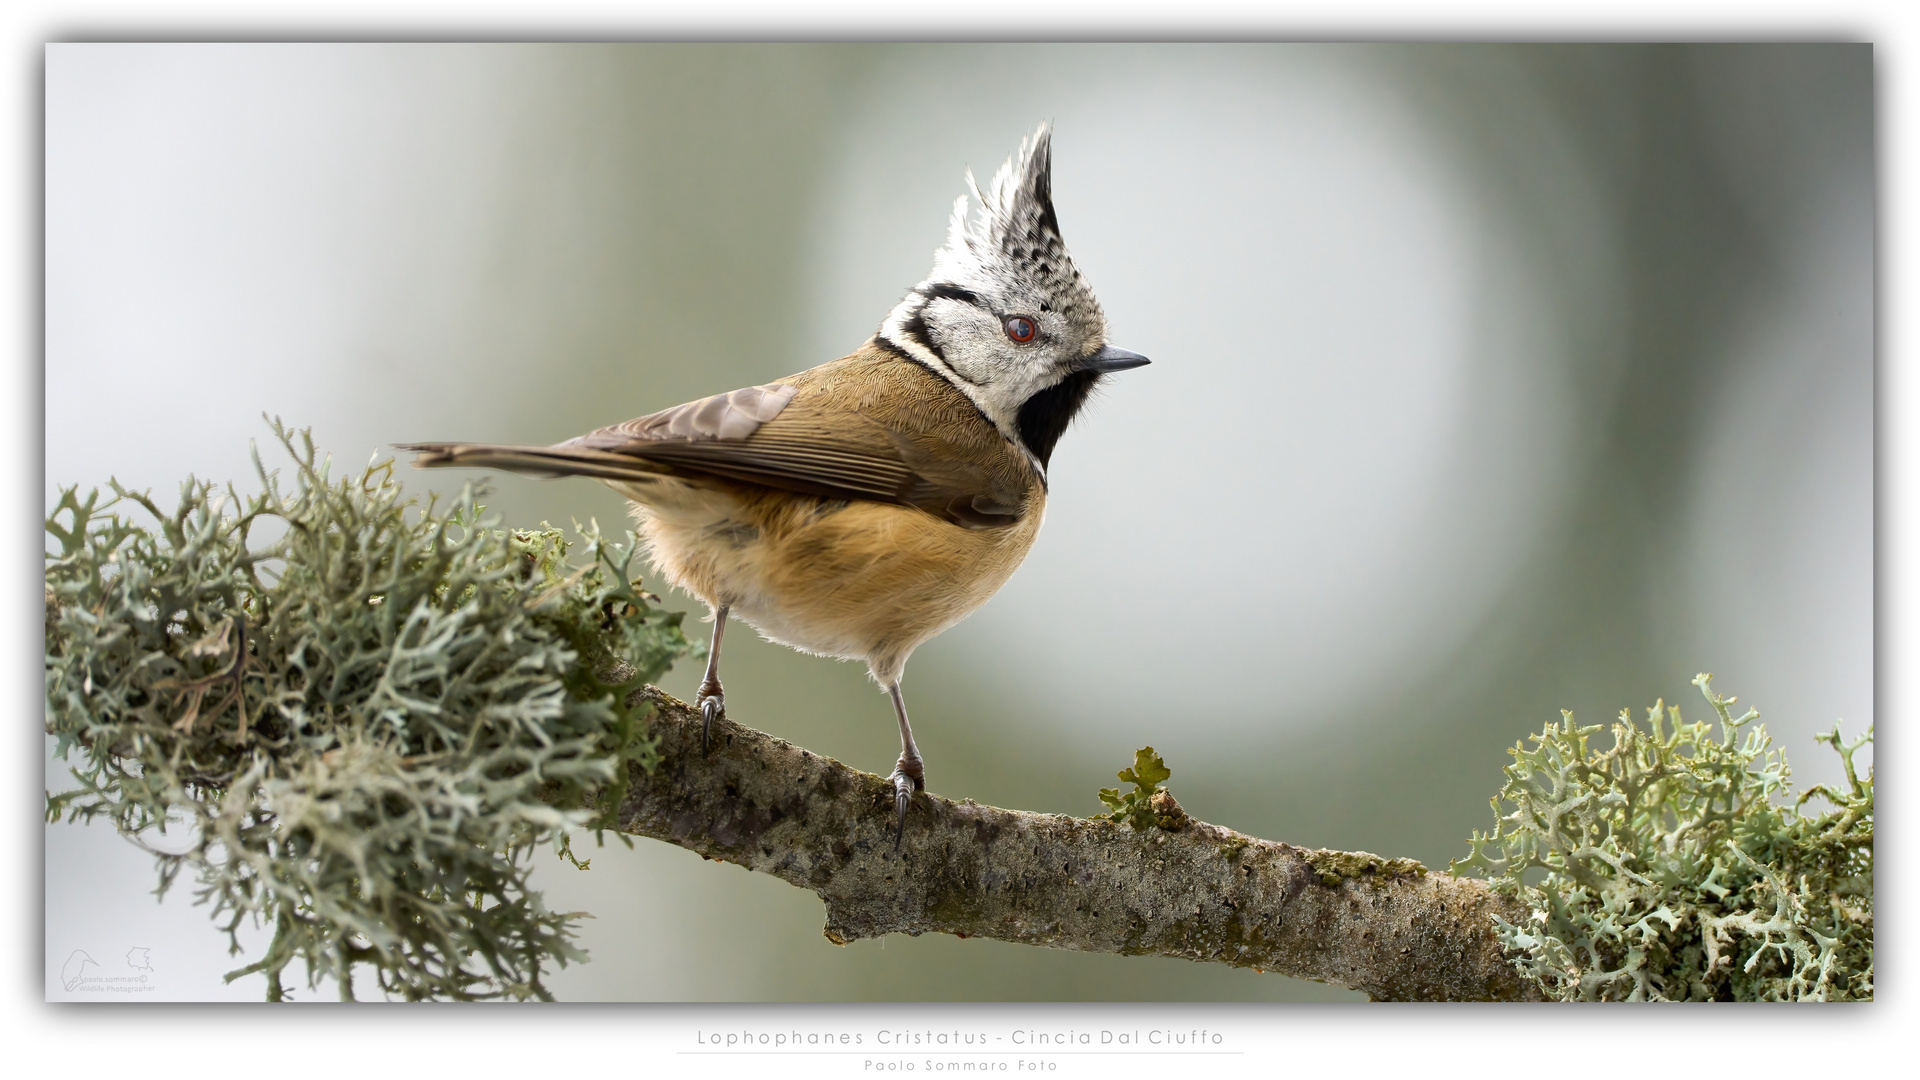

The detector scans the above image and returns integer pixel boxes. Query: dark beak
[1078,345,1151,374]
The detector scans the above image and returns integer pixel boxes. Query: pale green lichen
[44,422,694,1001]
[1451,675,1872,1001]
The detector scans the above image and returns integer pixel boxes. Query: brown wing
[404,345,1034,528]
[563,381,918,505]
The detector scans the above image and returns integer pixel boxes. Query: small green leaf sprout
[1098,746,1174,831]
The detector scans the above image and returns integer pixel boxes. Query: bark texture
[617,687,1544,1002]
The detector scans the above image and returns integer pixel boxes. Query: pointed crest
[928,124,1103,331]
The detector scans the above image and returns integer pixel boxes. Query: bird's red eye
[1004,315,1037,343]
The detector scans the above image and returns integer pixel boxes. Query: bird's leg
[697,605,729,752]
[886,681,925,849]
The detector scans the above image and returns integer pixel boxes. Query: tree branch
[616,687,1542,1002]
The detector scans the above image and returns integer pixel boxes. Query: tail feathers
[396,442,673,483]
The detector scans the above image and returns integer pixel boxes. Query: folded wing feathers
[401,375,1017,528]
[578,384,799,446]
[401,377,915,503]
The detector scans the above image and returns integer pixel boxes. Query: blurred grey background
[45,43,1871,1002]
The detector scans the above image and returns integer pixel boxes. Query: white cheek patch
[945,348,1001,388]
[881,301,1006,417]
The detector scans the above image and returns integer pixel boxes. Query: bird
[62,950,99,992]
[401,124,1149,844]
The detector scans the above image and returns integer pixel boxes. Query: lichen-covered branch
[614,686,1542,1002]
[47,426,1867,1002]
[44,426,699,1000]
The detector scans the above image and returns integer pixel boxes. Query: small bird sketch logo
[125,947,153,972]
[61,950,99,991]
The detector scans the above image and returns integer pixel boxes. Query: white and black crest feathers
[927,125,1105,337]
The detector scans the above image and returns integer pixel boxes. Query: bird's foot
[888,753,925,850]
[696,679,725,752]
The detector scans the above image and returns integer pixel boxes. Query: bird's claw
[888,755,924,850]
[698,690,724,752]
[889,771,914,849]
